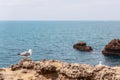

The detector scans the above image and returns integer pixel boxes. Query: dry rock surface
[0,58,120,80]
[102,39,120,56]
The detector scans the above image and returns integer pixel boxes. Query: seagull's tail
[18,53,20,55]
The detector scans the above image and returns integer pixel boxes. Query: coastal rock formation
[0,58,120,80]
[73,42,93,52]
[102,39,120,56]
[0,59,119,80]
[60,63,93,79]
[11,58,35,71]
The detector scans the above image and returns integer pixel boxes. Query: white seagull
[98,61,102,66]
[18,49,33,57]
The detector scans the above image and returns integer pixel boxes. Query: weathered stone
[74,42,87,46]
[8,59,120,80]
[11,64,21,71]
[73,42,93,52]
[102,39,120,56]
[40,65,57,74]
[11,58,35,71]
[60,63,93,79]
[22,61,35,69]
[93,65,118,80]
[34,60,57,74]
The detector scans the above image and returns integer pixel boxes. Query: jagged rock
[93,65,119,80]
[22,61,35,69]
[21,69,28,73]
[34,62,57,74]
[40,65,57,74]
[102,39,120,56]
[73,42,93,52]
[11,58,35,71]
[17,79,23,80]
[60,63,93,79]
[7,59,120,80]
[11,64,21,71]
[75,42,87,46]
[0,73,4,80]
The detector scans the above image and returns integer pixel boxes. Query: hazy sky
[0,0,120,20]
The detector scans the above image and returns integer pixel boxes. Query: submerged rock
[73,42,93,52]
[102,39,120,56]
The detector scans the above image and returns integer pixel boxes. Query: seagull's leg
[25,56,31,60]
[23,56,28,60]
[27,56,31,59]
[25,56,28,59]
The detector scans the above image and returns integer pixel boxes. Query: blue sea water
[0,21,120,67]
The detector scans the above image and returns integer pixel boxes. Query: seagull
[98,61,102,66]
[18,49,33,57]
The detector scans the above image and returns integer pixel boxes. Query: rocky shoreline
[0,58,120,80]
[0,39,120,80]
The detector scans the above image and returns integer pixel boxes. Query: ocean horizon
[0,21,120,67]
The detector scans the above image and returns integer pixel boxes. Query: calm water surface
[0,21,120,67]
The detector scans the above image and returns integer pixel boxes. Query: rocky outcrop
[102,39,120,56]
[73,42,93,52]
[60,63,93,79]
[11,58,35,71]
[0,58,120,80]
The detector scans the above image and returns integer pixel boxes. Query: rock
[34,60,58,75]
[11,58,35,71]
[102,39,120,56]
[7,59,120,80]
[11,64,21,71]
[59,63,93,79]
[0,73,4,80]
[17,79,23,80]
[93,65,118,80]
[73,42,93,52]
[0,76,4,80]
[40,65,57,74]
[21,69,28,73]
[22,61,35,69]
[75,42,87,46]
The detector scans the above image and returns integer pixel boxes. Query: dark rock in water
[102,39,120,56]
[74,42,87,46]
[73,42,93,52]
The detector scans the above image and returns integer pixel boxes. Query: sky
[0,0,120,20]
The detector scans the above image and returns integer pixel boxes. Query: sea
[0,21,120,67]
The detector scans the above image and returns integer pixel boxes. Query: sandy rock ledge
[0,58,120,80]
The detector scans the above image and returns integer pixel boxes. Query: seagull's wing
[19,51,30,56]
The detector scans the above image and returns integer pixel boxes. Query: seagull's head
[28,49,33,54]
